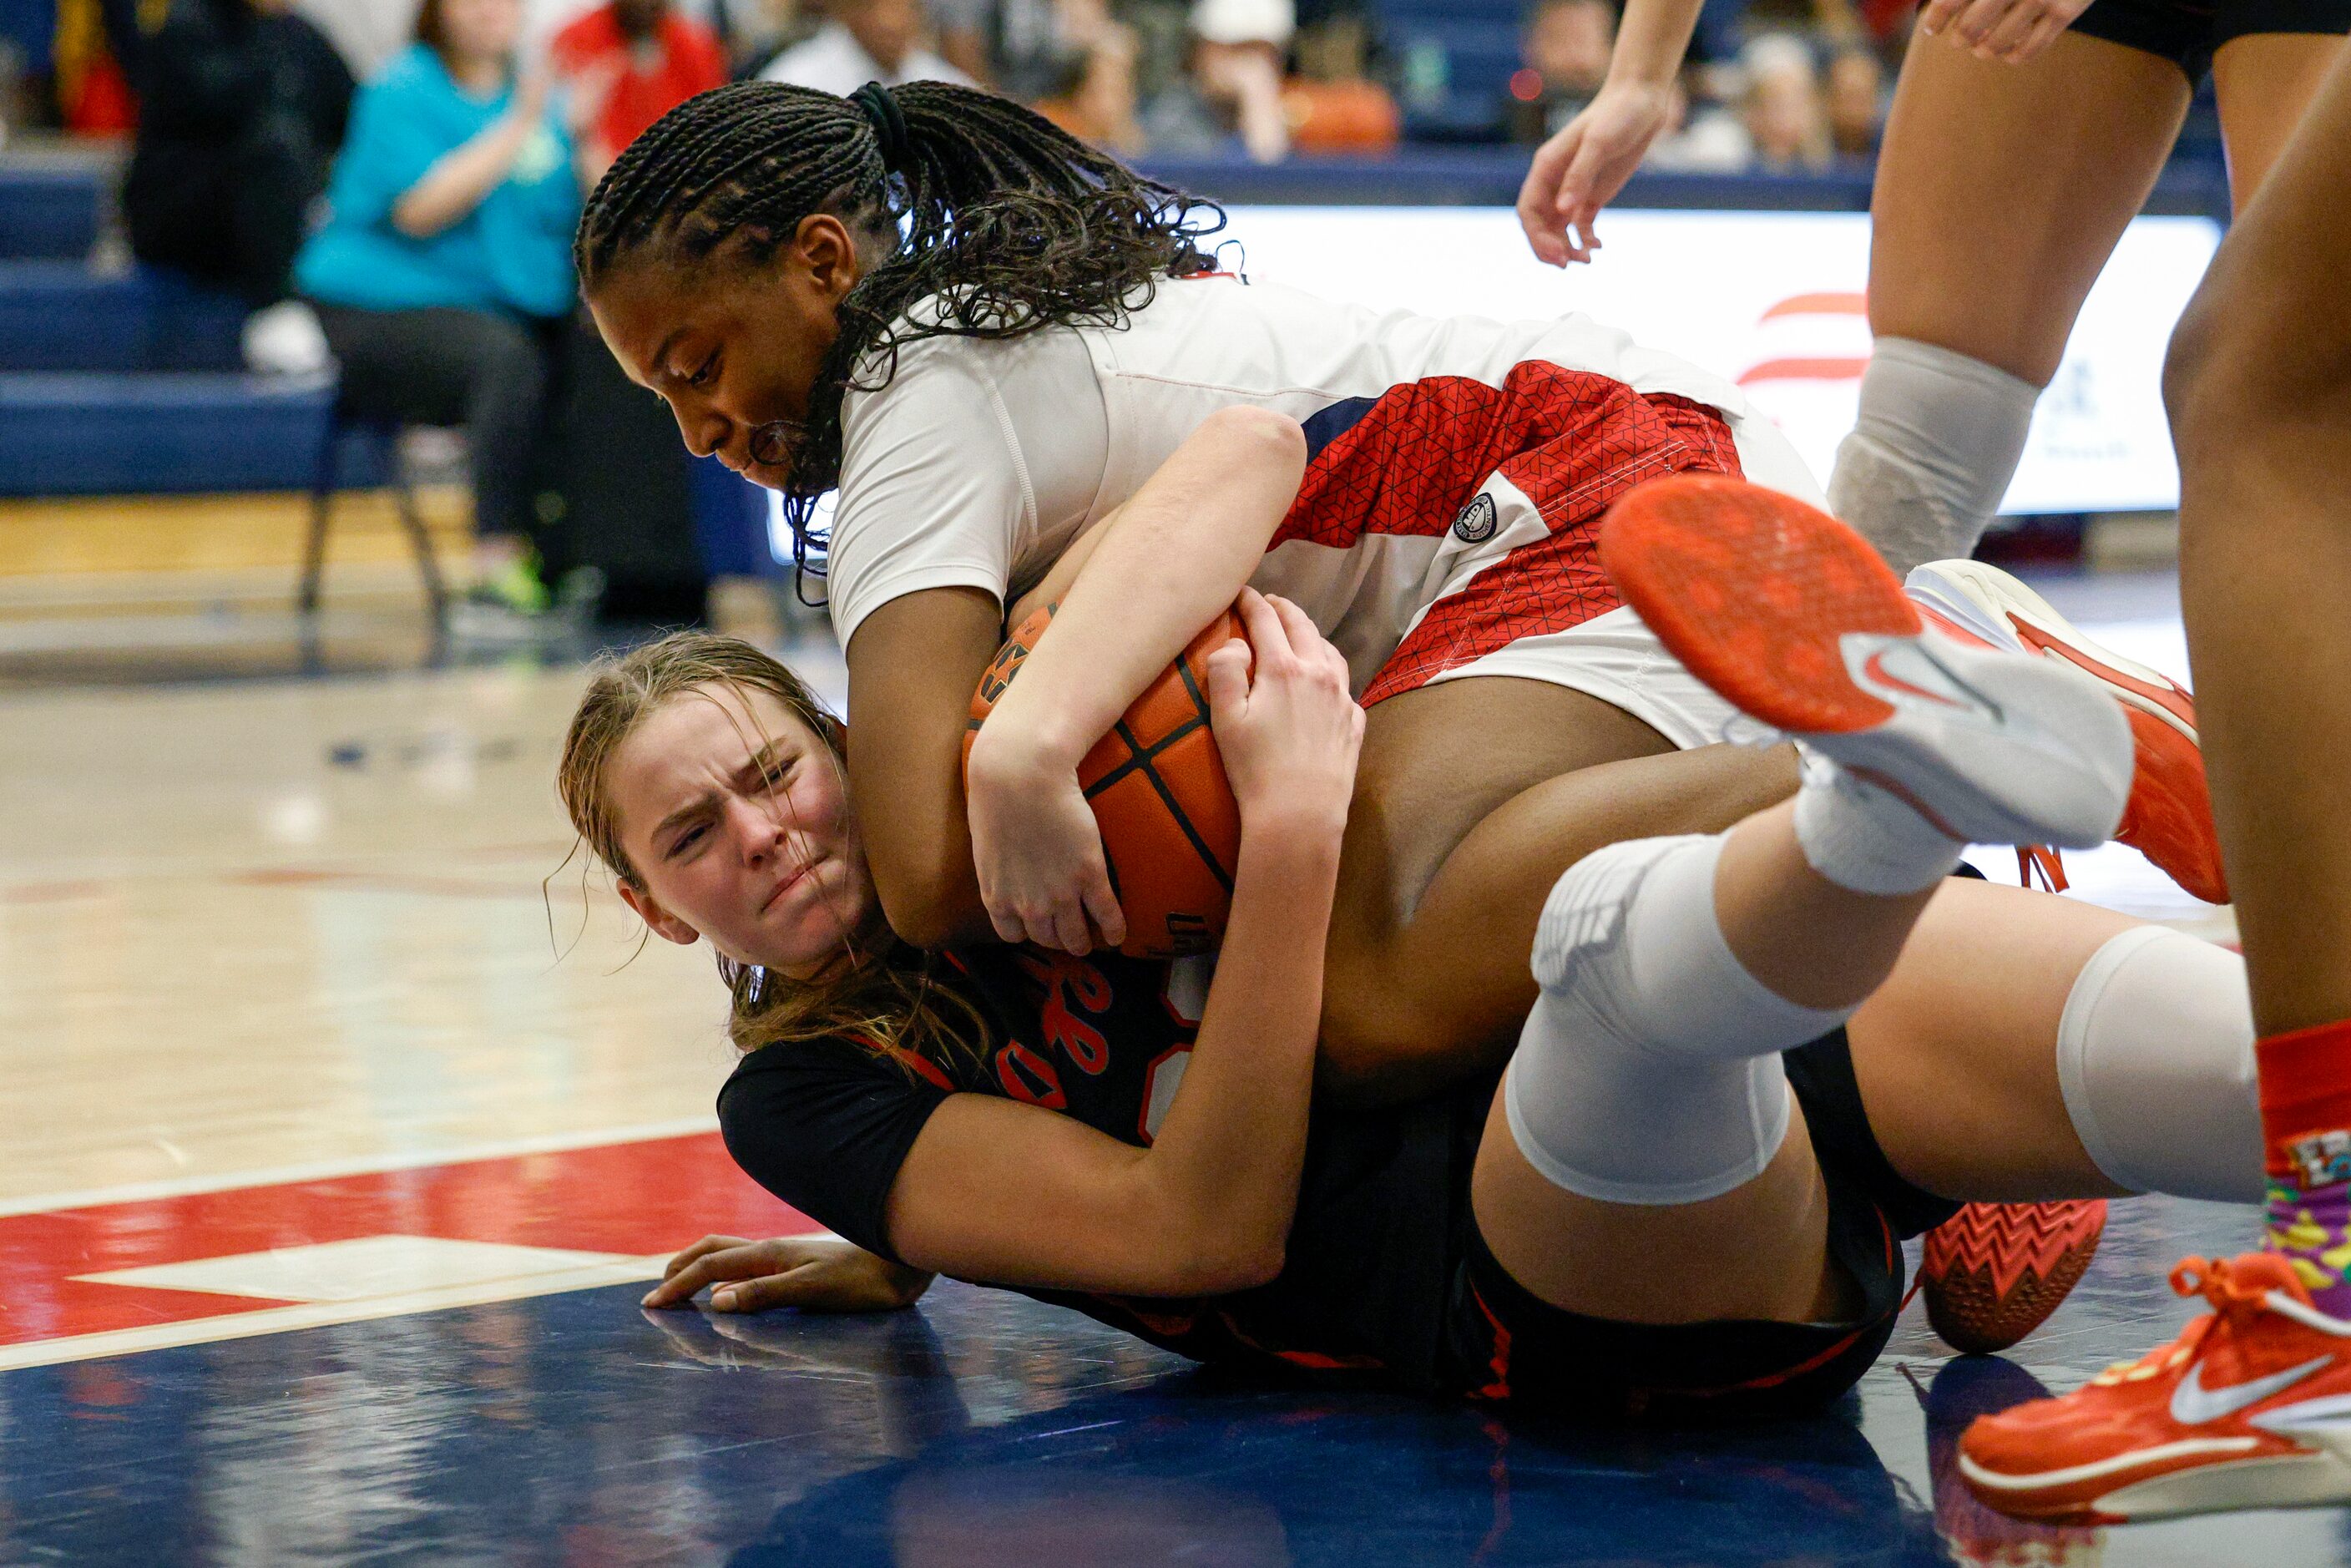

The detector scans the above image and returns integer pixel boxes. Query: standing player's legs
[1831,33,2188,574]
[2211,33,2348,204]
[1957,52,2351,1525]
[2172,43,2351,1288]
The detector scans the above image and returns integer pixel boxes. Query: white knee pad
[1503,835,1851,1206]
[2055,925,2263,1204]
[1826,337,2040,576]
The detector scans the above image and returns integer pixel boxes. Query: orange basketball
[966,605,1249,959]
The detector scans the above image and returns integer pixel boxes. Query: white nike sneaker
[1908,558,2227,903]
[1596,475,2131,852]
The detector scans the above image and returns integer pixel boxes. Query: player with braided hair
[577,77,1221,570]
[579,79,2223,1121]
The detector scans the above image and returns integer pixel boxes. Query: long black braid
[575,80,1223,601]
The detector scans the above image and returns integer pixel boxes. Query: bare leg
[2169,48,2351,1034]
[1319,676,1799,1102]
[2212,33,2348,213]
[1867,32,2188,387]
[1833,34,2188,570]
[1473,812,2149,1327]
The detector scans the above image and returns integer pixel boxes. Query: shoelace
[2016,846,2069,893]
[2087,1257,2267,1386]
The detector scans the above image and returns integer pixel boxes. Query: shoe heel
[1599,475,1922,735]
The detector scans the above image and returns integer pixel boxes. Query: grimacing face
[608,683,881,978]
[587,216,868,491]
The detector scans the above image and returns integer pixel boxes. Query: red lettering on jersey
[994,1040,1068,1108]
[1015,950,1114,1075]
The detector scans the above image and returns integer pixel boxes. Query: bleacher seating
[0,164,104,262]
[0,372,351,496]
[1378,0,1525,141]
[0,260,245,373]
[0,153,354,501]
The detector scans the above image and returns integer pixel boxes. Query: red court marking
[1757,292,1868,321]
[1734,356,1871,387]
[0,1133,814,1350]
[225,868,544,900]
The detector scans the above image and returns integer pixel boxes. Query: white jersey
[826,273,1818,691]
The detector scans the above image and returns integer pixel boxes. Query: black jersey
[717,945,1496,1390]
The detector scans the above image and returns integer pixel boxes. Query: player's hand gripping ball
[965,605,1250,959]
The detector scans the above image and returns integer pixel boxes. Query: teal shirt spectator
[296,44,581,321]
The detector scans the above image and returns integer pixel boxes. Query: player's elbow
[878,886,974,952]
[1164,1232,1286,1296]
[1202,404,1307,481]
[872,859,988,951]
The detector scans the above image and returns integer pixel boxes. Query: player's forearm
[1133,825,1341,1287]
[845,588,1007,948]
[970,407,1306,777]
[1605,0,1705,86]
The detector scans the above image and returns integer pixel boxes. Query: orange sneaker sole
[1598,475,1923,736]
[1921,1199,2107,1355]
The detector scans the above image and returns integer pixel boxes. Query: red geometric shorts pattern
[1266,363,1744,707]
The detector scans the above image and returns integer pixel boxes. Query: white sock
[1827,337,2040,575]
[1789,747,1962,896]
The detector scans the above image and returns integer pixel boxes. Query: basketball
[966,605,1250,959]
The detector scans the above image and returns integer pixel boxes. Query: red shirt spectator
[551,0,727,182]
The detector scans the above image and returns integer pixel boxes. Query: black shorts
[1438,1029,1963,1421]
[2070,0,2350,82]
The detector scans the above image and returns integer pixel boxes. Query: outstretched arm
[643,1234,935,1313]
[1516,0,1702,266]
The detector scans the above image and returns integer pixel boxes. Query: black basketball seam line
[1080,714,1208,797]
[1112,717,1236,895]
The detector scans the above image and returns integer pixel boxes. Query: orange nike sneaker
[1909,1358,2106,1565]
[1908,559,2226,906]
[1920,1199,2107,1355]
[1959,1252,2351,1524]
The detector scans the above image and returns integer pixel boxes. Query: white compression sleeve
[1826,337,2041,576]
[2055,925,2262,1204]
[1503,834,1853,1206]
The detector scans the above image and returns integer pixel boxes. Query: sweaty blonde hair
[557,630,993,1068]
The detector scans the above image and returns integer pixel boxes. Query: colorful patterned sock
[2257,1019,2351,1317]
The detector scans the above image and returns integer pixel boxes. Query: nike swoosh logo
[1862,648,1968,710]
[2171,1353,2335,1424]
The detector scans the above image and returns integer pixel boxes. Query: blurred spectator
[1505,0,1608,143]
[757,0,973,92]
[123,0,355,374]
[715,0,804,71]
[293,0,589,619]
[550,0,726,185]
[1823,42,1880,157]
[53,0,140,131]
[1139,0,1290,163]
[1286,12,1396,153]
[1641,65,1747,169]
[929,0,1143,151]
[1029,0,1145,150]
[296,0,422,75]
[1738,32,1827,170]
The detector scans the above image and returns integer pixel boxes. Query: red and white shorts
[1255,364,1823,751]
